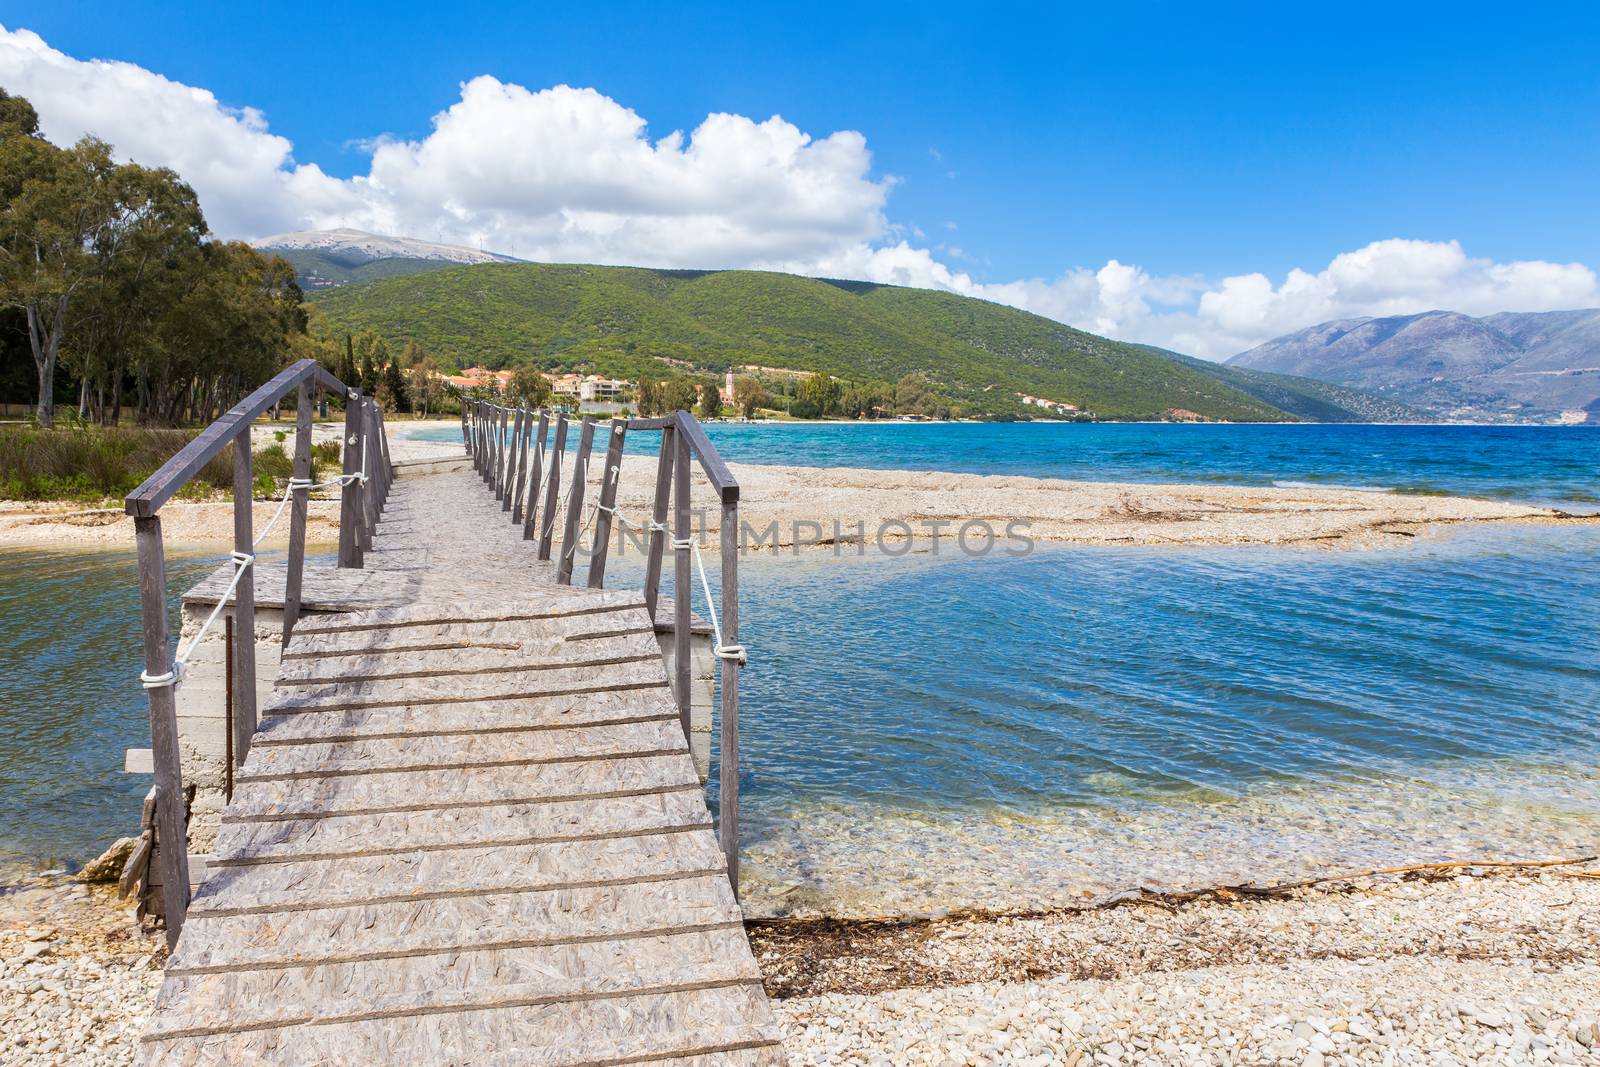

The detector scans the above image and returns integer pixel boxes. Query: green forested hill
[310,262,1295,420]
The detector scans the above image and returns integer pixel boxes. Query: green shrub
[253,443,294,481]
[0,426,237,502]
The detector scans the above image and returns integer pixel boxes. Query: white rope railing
[672,535,747,665]
[139,444,370,691]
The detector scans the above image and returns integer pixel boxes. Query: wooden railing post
[642,425,675,619]
[133,515,189,948]
[511,407,532,524]
[230,429,258,765]
[719,497,741,896]
[672,420,692,738]
[537,413,569,561]
[491,405,502,500]
[375,407,392,511]
[460,402,469,454]
[282,381,313,643]
[360,402,380,543]
[521,411,549,541]
[496,406,509,501]
[504,406,524,514]
[587,419,627,588]
[557,417,596,584]
[476,402,488,481]
[337,387,364,569]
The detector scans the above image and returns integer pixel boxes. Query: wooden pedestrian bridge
[119,360,780,1064]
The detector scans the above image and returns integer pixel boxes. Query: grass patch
[0,426,235,503]
[0,426,339,504]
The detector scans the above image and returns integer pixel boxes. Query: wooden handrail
[472,402,744,894]
[670,411,740,504]
[124,359,345,517]
[126,359,386,949]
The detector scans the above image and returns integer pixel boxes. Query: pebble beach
[3,865,1596,1065]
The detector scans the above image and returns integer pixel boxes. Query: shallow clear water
[417,421,1600,506]
[709,524,1600,914]
[0,547,303,879]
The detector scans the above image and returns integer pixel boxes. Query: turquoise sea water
[418,421,1600,507]
[2,423,1597,912]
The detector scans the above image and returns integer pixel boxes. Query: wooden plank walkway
[139,463,783,1065]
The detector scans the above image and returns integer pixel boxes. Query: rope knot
[671,537,695,551]
[715,644,748,665]
[228,550,254,568]
[140,664,182,690]
[287,477,314,492]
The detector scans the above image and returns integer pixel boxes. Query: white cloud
[3,26,1596,359]
[0,27,889,268]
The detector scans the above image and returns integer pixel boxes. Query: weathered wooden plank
[252,688,678,745]
[225,754,700,821]
[211,788,711,864]
[281,631,658,672]
[139,992,780,1067]
[168,872,742,972]
[148,926,759,1036]
[188,828,726,916]
[283,611,656,657]
[273,643,659,686]
[285,590,643,635]
[235,718,687,781]
[263,658,670,714]
[184,563,418,613]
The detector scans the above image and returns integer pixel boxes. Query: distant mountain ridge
[1228,308,1600,422]
[1137,346,1424,423]
[253,228,518,289]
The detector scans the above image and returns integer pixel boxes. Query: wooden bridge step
[226,754,701,821]
[189,829,725,916]
[288,593,645,636]
[147,932,762,1040]
[168,872,743,973]
[273,647,660,687]
[263,659,669,713]
[235,718,687,782]
[252,688,679,745]
[140,1002,782,1067]
[211,788,710,864]
[283,616,657,660]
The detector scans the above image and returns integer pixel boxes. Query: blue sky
[3,2,1598,356]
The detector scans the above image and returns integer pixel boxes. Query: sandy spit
[0,418,1587,554]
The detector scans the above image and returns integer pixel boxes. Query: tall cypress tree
[340,334,358,388]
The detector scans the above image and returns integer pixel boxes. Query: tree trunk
[25,304,57,428]
[111,374,123,427]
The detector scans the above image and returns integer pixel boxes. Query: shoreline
[4,862,1594,1064]
[0,418,1588,553]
